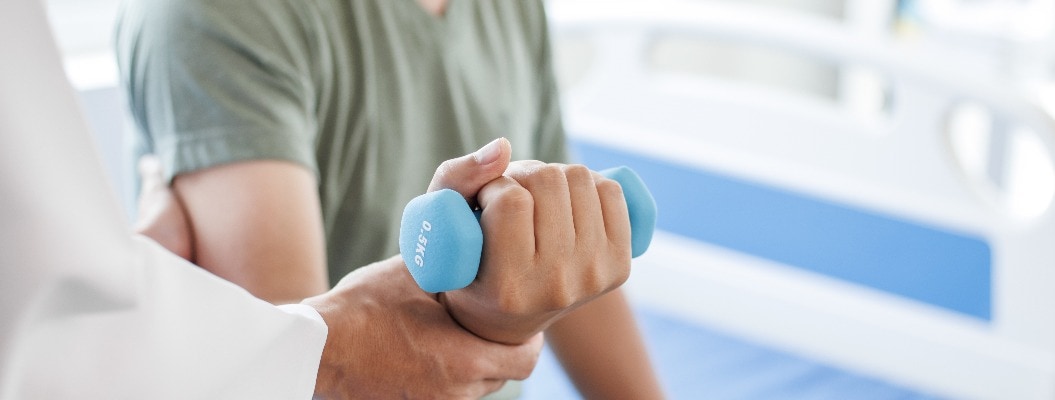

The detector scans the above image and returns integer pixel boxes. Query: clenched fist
[438,160,633,344]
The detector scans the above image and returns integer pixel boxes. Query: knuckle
[580,254,631,296]
[596,178,625,200]
[543,285,578,311]
[562,164,593,184]
[434,159,458,180]
[508,159,546,171]
[579,259,608,296]
[523,164,566,189]
[495,185,533,214]
[543,269,575,310]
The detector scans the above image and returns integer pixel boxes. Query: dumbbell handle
[400,166,657,293]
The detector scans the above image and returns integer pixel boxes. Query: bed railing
[548,1,1055,398]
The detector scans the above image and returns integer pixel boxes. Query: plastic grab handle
[399,166,657,293]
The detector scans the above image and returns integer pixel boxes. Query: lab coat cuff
[277,303,327,327]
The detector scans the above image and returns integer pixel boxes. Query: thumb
[427,138,511,203]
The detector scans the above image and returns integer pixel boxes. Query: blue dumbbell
[400,166,657,293]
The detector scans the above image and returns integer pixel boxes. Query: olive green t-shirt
[117,0,568,288]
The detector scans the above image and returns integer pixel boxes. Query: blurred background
[46,0,1055,398]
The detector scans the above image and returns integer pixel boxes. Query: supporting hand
[303,138,544,398]
[302,257,543,399]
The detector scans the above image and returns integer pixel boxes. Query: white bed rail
[548,1,1055,398]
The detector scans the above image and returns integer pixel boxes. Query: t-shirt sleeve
[119,0,319,181]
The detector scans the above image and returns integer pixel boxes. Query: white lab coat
[0,1,328,398]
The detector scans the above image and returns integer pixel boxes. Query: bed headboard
[548,1,1055,398]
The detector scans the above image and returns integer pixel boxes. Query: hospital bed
[546,1,1055,399]
[62,0,1054,397]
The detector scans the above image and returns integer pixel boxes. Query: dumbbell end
[599,166,657,258]
[399,189,482,293]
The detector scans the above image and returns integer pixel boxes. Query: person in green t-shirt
[120,0,664,398]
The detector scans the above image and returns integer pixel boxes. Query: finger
[470,332,544,382]
[504,162,575,257]
[476,176,535,283]
[593,171,632,256]
[427,138,511,206]
[504,159,545,174]
[476,380,509,399]
[565,165,604,246]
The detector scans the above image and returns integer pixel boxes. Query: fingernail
[473,138,504,165]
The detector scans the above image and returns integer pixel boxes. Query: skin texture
[136,140,665,399]
[171,159,329,305]
[433,159,663,399]
[547,289,665,400]
[132,0,666,395]
[302,256,543,399]
[408,4,664,397]
[134,155,193,261]
[438,160,633,345]
[138,140,545,398]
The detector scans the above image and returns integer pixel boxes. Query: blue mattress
[521,305,947,400]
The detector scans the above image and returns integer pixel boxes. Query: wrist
[301,292,349,398]
[438,291,564,345]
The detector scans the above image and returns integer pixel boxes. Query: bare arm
[547,289,665,400]
[424,154,664,397]
[136,142,546,398]
[171,160,329,304]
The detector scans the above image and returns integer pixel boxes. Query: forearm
[547,288,664,400]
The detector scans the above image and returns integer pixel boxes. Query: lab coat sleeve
[0,1,327,399]
[4,239,329,400]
